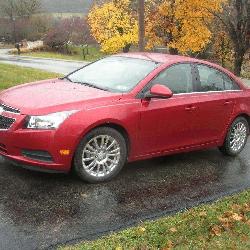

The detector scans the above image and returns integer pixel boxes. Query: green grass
[62,190,250,250]
[0,63,61,90]
[18,46,105,62]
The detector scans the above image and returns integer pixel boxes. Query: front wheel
[219,117,249,156]
[74,127,127,183]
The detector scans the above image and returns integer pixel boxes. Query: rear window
[197,64,240,92]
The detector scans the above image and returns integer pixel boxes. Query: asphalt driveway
[1,140,250,250]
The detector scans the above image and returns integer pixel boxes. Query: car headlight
[26,110,77,130]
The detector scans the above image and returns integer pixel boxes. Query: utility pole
[12,17,17,44]
[138,0,145,52]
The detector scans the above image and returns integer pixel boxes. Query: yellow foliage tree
[212,29,233,68]
[146,0,226,54]
[88,0,226,54]
[88,0,138,53]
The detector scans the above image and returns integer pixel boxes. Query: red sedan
[0,53,249,183]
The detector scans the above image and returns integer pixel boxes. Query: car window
[151,63,193,94]
[223,74,240,90]
[197,64,240,92]
[197,65,224,91]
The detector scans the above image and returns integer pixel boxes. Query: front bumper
[0,114,76,173]
[3,155,67,174]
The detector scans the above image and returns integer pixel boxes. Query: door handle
[224,100,233,105]
[185,106,197,111]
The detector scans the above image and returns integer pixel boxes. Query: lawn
[13,46,105,62]
[0,63,61,90]
[62,190,250,250]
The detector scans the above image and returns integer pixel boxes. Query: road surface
[0,49,87,75]
[0,141,250,249]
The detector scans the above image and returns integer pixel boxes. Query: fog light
[60,150,70,156]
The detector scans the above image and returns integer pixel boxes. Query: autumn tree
[213,31,233,67]
[209,19,233,68]
[0,0,40,42]
[44,17,93,52]
[88,0,226,54]
[146,0,226,55]
[88,0,138,53]
[43,19,72,51]
[0,0,40,18]
[210,0,250,76]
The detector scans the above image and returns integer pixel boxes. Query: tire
[219,117,249,156]
[74,127,127,183]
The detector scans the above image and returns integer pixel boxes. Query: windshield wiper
[61,76,73,82]
[61,78,109,91]
[75,82,109,92]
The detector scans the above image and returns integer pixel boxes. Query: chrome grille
[0,115,15,130]
[0,104,20,114]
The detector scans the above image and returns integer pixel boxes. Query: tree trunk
[169,47,178,55]
[138,0,145,52]
[234,51,244,76]
[12,18,17,43]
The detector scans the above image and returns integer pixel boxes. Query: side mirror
[145,84,173,99]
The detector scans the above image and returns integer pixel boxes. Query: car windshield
[66,56,160,93]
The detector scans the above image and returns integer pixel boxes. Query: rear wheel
[74,127,127,183]
[219,117,249,156]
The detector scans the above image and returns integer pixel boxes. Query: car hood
[0,79,122,114]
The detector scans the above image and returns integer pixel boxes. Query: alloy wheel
[229,122,248,153]
[81,135,121,177]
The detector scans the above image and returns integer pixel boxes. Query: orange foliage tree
[88,0,226,54]
[145,0,226,54]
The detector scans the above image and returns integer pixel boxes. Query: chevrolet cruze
[0,53,249,183]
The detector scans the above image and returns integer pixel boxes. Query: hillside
[40,0,93,13]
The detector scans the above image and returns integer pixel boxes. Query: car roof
[114,52,245,88]
[115,52,201,64]
[115,52,238,78]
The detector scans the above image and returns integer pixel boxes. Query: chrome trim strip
[174,90,243,96]
[0,103,20,114]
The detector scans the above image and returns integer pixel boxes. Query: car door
[138,63,202,155]
[186,63,238,145]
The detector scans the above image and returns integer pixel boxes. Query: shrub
[44,17,94,53]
